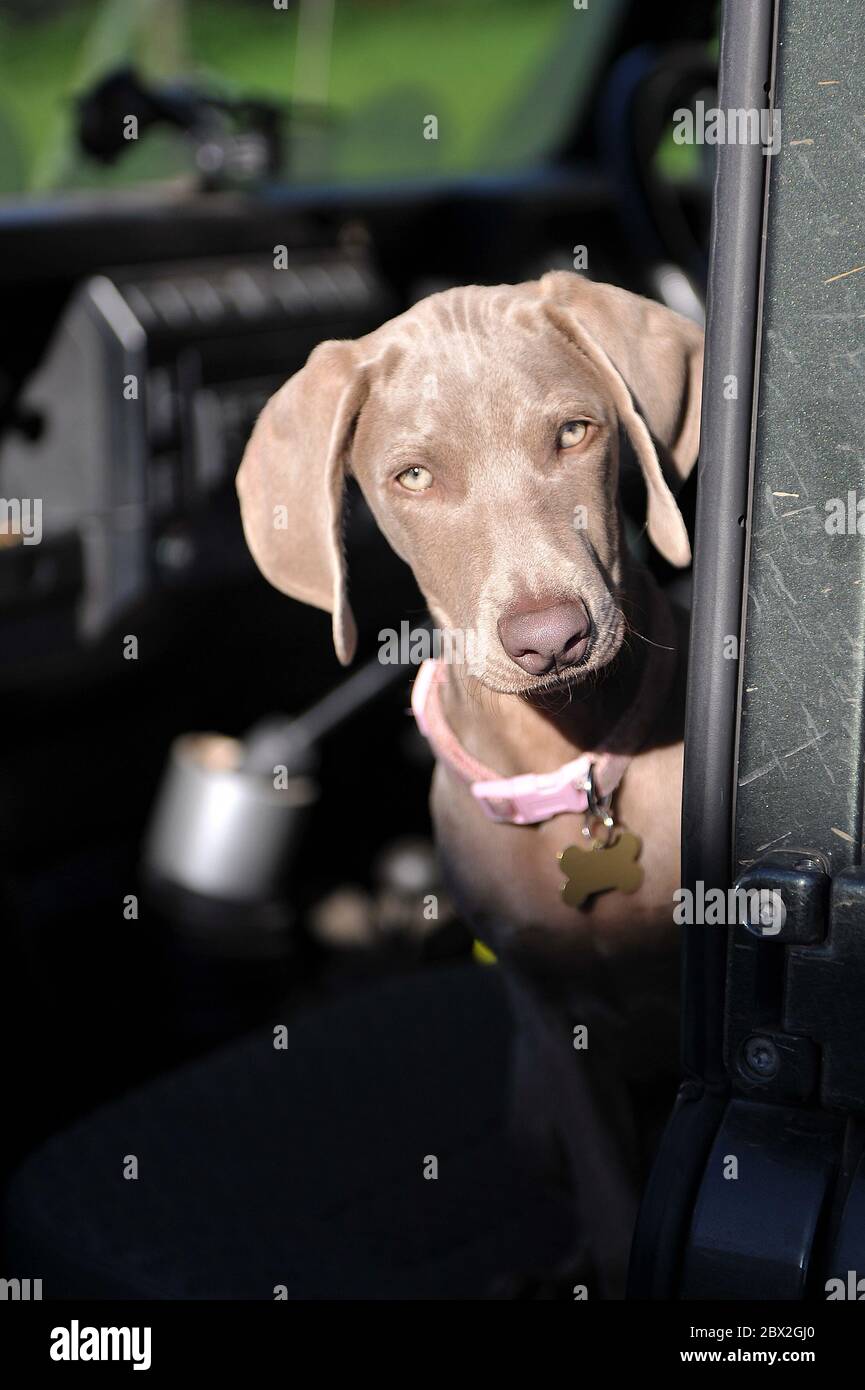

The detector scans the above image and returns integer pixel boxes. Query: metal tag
[558,830,644,909]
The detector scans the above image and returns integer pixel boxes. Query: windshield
[0,0,625,201]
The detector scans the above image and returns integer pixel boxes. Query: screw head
[742,1035,780,1081]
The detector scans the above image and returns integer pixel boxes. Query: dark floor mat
[2,962,574,1299]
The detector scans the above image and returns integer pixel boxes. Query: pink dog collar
[411,658,629,826]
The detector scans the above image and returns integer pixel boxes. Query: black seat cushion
[3,963,574,1299]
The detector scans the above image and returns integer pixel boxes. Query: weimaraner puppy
[237,272,703,1298]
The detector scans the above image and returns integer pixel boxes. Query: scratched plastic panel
[735,0,865,873]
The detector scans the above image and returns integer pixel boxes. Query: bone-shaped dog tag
[558,831,644,909]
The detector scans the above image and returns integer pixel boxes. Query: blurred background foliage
[0,0,617,197]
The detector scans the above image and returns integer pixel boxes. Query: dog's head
[237,273,702,693]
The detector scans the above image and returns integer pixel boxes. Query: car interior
[2,0,861,1317]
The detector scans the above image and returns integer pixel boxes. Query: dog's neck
[439,569,684,779]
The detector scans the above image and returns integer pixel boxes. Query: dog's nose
[497,600,591,675]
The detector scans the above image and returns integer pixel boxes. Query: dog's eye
[396,466,433,493]
[557,420,589,450]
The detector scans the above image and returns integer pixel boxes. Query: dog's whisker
[625,627,675,652]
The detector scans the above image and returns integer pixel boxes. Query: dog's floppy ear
[236,340,365,664]
[538,272,703,567]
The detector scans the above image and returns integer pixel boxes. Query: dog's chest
[430,741,683,959]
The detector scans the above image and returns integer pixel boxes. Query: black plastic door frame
[629,0,777,1298]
